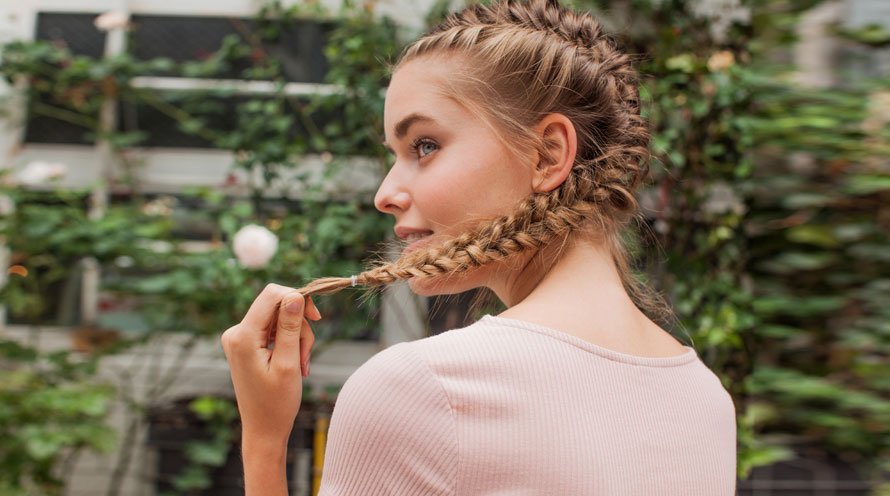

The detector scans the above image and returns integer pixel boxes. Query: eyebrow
[381,113,436,151]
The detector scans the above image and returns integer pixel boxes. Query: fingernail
[285,298,303,313]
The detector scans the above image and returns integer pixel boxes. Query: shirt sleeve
[317,341,458,496]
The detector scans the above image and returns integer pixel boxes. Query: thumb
[272,292,304,369]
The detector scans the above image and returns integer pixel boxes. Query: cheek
[412,153,482,227]
[417,147,530,228]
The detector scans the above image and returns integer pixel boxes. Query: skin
[223,53,688,496]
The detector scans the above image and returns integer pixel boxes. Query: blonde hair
[297,0,677,329]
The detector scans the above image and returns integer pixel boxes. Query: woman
[221,0,738,494]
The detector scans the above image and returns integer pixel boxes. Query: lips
[404,232,431,243]
[394,226,433,239]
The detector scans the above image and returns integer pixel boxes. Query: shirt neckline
[479,314,698,368]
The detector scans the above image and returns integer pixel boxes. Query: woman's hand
[221,283,322,444]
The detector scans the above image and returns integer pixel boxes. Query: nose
[373,165,411,215]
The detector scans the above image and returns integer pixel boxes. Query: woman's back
[319,315,737,495]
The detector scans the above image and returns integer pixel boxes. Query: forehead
[384,55,465,135]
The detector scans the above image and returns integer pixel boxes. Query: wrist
[242,439,288,467]
[242,429,290,453]
[241,431,289,496]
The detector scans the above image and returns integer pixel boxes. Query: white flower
[16,161,68,186]
[232,224,278,269]
[94,11,129,32]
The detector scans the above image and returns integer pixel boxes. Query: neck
[490,234,650,336]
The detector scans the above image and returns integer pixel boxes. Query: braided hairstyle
[296,0,675,326]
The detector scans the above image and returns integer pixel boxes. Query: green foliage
[0,189,172,323]
[0,341,115,495]
[744,70,890,474]
[164,396,237,495]
[743,0,890,486]
[836,23,890,48]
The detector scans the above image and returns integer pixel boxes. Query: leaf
[780,192,836,209]
[752,295,846,316]
[189,395,235,422]
[843,174,890,195]
[665,53,697,73]
[172,465,212,491]
[838,23,890,47]
[185,440,229,467]
[757,252,836,273]
[22,428,63,461]
[786,225,839,247]
[0,340,39,362]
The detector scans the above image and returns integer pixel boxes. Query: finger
[271,292,305,371]
[307,296,322,321]
[300,317,316,375]
[241,283,294,344]
[271,299,318,349]
[267,315,312,351]
[267,303,280,336]
[266,313,279,348]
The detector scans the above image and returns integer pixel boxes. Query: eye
[409,137,439,159]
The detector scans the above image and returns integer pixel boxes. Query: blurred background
[0,0,887,494]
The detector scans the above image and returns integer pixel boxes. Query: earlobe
[532,113,578,193]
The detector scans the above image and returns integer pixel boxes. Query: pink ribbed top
[318,314,737,495]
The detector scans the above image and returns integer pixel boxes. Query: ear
[530,113,578,193]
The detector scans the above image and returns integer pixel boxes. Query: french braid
[296,0,672,325]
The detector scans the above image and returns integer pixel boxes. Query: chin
[407,277,448,297]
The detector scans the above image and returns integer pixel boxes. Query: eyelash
[409,137,438,158]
